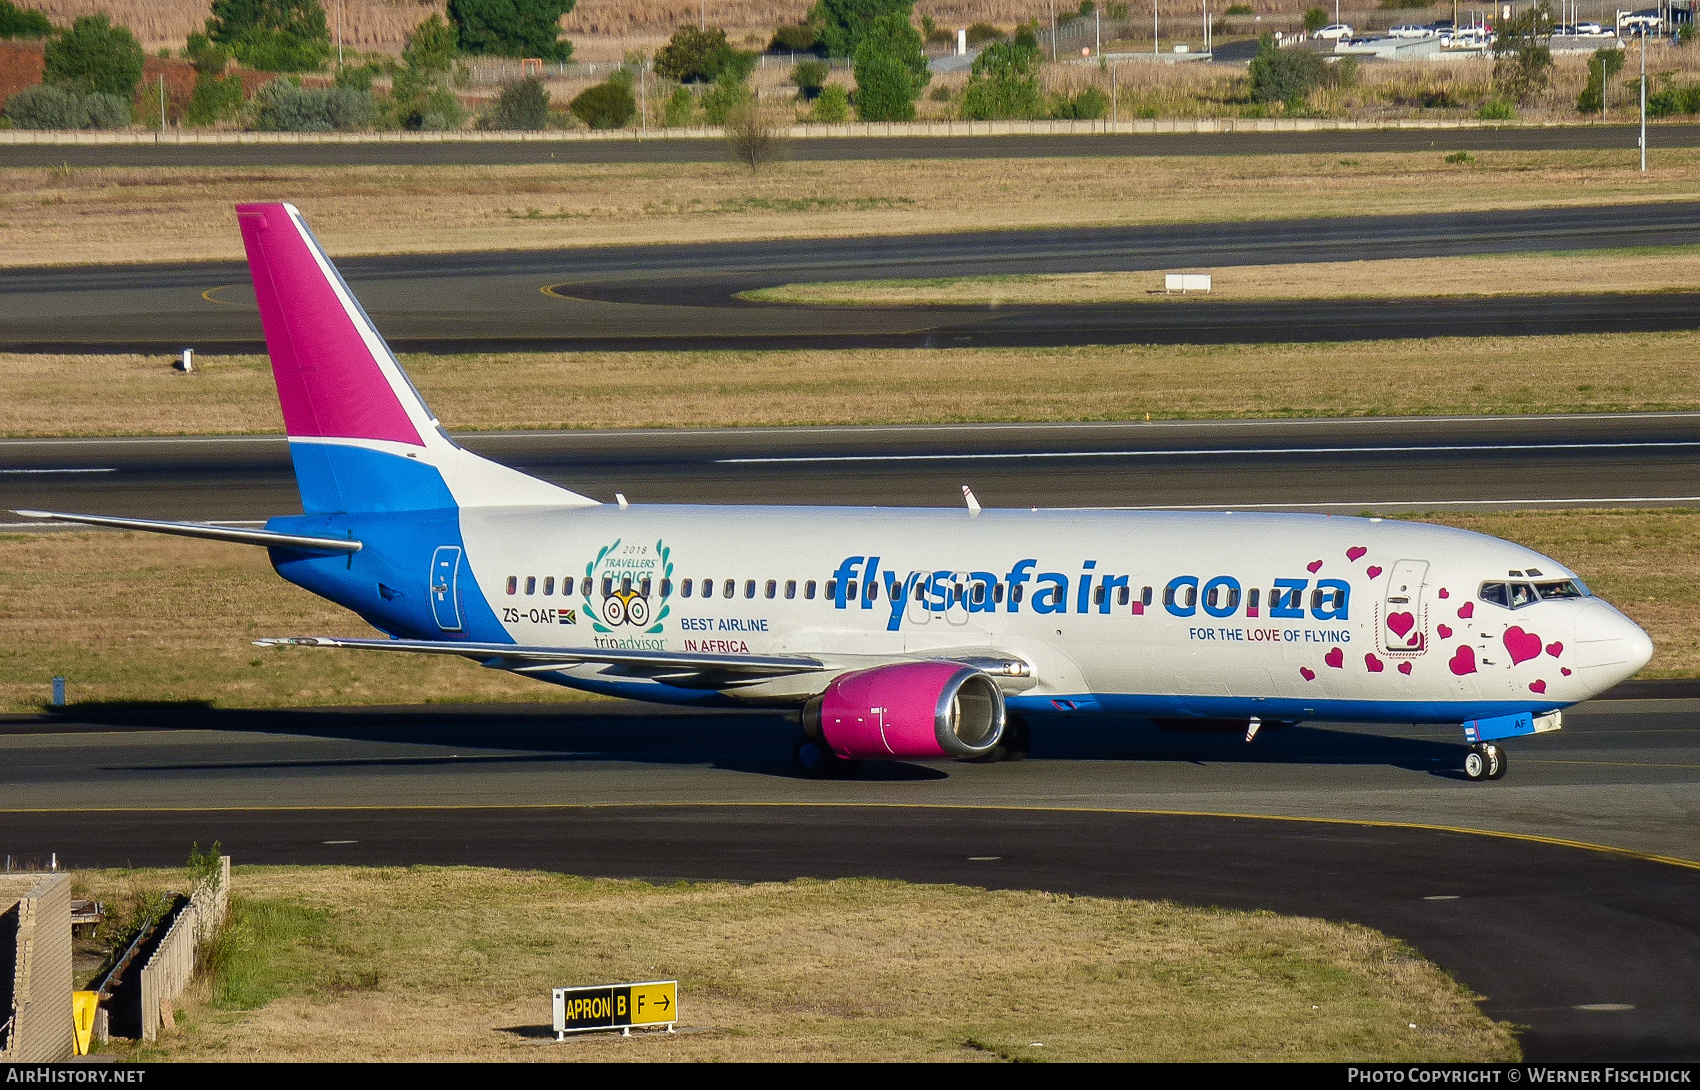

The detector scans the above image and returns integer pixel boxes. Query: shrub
[1491,2,1554,105]
[1225,3,1253,14]
[1302,6,1328,32]
[1248,35,1327,106]
[921,15,952,46]
[809,0,916,58]
[0,0,52,39]
[333,60,383,92]
[1444,150,1473,163]
[1576,47,1624,112]
[2,83,129,128]
[724,99,786,170]
[960,36,1044,119]
[207,0,332,73]
[253,80,376,130]
[490,75,550,128]
[570,79,634,128]
[965,22,1004,45]
[699,70,749,125]
[447,0,573,62]
[655,25,755,83]
[1475,96,1516,119]
[928,84,950,101]
[792,58,829,91]
[811,82,849,121]
[662,84,694,126]
[1053,85,1107,119]
[770,23,819,53]
[44,15,145,99]
[389,15,464,129]
[1647,83,1700,117]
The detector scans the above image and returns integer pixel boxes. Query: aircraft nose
[1572,602,1654,692]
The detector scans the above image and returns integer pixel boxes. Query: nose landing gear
[1463,743,1507,782]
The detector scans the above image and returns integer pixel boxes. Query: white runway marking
[0,468,116,474]
[720,440,1700,464]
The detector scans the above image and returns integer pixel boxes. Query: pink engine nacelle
[804,662,1006,761]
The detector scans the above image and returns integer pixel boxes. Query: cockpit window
[1479,579,1589,609]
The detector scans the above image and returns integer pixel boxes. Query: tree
[1576,47,1624,113]
[852,11,926,121]
[723,99,786,171]
[1302,6,1328,32]
[389,15,464,130]
[206,0,331,72]
[699,69,749,124]
[447,0,573,62]
[1492,0,1554,105]
[491,75,550,128]
[43,15,145,99]
[0,1,53,39]
[1248,33,1328,107]
[184,33,246,125]
[811,82,849,121]
[959,36,1044,119]
[653,25,754,83]
[808,0,914,58]
[570,80,633,128]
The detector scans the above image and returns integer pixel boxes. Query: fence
[137,856,229,1042]
[462,53,849,87]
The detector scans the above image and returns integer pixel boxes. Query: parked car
[1389,24,1432,37]
[1574,21,1608,34]
[1315,23,1354,39]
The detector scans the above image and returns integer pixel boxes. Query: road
[6,414,1700,523]
[3,202,1698,353]
[2,694,1696,1060]
[0,124,1693,168]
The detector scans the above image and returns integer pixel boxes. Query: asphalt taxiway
[1,694,1696,1060]
[0,123,1694,168]
[6,414,1700,523]
[4,202,1699,352]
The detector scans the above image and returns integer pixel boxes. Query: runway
[0,124,1693,168]
[4,202,1699,353]
[7,414,1700,523]
[2,694,1697,1060]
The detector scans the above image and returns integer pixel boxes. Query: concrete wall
[0,873,74,1063]
[139,856,229,1042]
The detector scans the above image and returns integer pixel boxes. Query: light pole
[1639,25,1647,171]
[1052,0,1059,61]
[336,0,343,70]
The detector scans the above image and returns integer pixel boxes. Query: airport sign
[552,980,677,1038]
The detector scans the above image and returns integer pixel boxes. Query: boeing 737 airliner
[20,203,1654,780]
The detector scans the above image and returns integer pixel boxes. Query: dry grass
[80,865,1517,1062]
[743,245,1700,306]
[3,509,1697,715]
[5,150,1700,267]
[0,531,584,712]
[5,331,1699,438]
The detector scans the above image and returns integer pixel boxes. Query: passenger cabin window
[867,580,879,602]
[1312,585,1343,613]
[1248,588,1260,610]
[765,579,777,599]
[681,578,693,597]
[543,577,554,595]
[785,580,797,599]
[525,576,536,595]
[639,577,651,598]
[601,577,613,597]
[620,576,632,595]
[744,579,756,599]
[1011,584,1025,604]
[994,583,1005,604]
[506,576,517,595]
[824,579,836,600]
[1142,586,1153,607]
[1207,583,1239,612]
[581,577,593,596]
[1092,586,1105,606]
[1117,586,1129,606]
[723,579,736,598]
[1271,585,1300,611]
[805,580,817,600]
[660,579,672,597]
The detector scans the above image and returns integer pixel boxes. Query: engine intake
[804,662,1005,760]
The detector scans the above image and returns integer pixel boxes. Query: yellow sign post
[72,991,98,1056]
[552,980,677,1039]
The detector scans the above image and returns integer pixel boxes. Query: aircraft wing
[256,637,1035,691]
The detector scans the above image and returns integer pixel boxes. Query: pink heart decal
[1448,645,1477,676]
[1386,612,1415,638]
[1529,679,1547,694]
[1299,666,1316,681]
[1437,623,1453,639]
[1438,588,1450,599]
[1561,667,1572,676]
[1457,602,1474,619]
[1364,653,1384,673]
[1546,641,1564,658]
[1366,565,1383,579]
[1347,546,1367,562]
[1503,626,1541,665]
[1325,647,1344,669]
[1307,559,1323,574]
[1398,661,1413,675]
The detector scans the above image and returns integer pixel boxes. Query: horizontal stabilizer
[12,510,362,553]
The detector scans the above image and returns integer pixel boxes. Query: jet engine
[803,662,1006,760]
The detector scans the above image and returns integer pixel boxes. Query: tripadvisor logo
[583,538,673,634]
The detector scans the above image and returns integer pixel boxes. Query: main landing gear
[968,714,1032,764]
[792,734,861,779]
[1462,743,1508,782]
